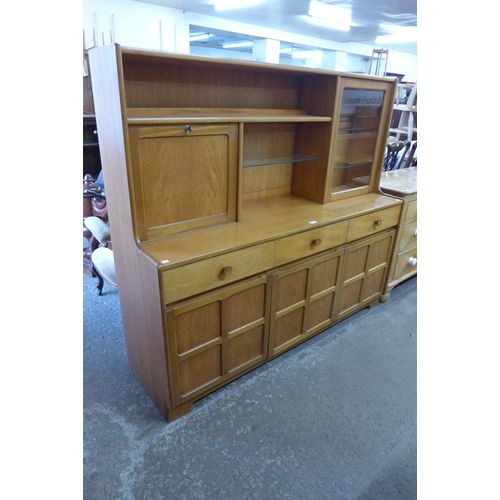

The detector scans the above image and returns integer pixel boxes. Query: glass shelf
[243,153,319,168]
[333,162,372,170]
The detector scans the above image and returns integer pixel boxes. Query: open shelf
[127,108,332,125]
[243,153,319,168]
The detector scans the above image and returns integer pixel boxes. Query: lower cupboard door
[269,249,343,357]
[338,229,395,320]
[165,274,270,406]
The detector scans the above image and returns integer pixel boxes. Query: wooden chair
[84,216,117,295]
[401,141,417,168]
[83,175,116,294]
[383,140,410,171]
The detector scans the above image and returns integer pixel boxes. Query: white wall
[83,0,190,52]
[83,0,416,78]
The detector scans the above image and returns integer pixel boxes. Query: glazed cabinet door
[338,230,395,320]
[269,249,344,357]
[330,78,394,201]
[166,275,270,408]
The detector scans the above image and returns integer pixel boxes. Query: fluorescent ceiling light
[308,16,350,31]
[189,33,211,41]
[308,2,352,29]
[376,25,417,44]
[214,0,263,11]
[222,41,254,49]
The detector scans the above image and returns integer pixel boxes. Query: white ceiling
[136,0,417,55]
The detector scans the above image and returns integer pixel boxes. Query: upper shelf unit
[90,45,397,241]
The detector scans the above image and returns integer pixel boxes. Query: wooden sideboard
[380,167,417,296]
[89,44,401,421]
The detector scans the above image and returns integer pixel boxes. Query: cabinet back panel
[242,123,295,200]
[123,61,300,110]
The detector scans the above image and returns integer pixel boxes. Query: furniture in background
[389,81,417,141]
[379,167,417,296]
[383,140,417,171]
[83,115,101,178]
[89,44,401,422]
[84,216,117,295]
[83,175,115,294]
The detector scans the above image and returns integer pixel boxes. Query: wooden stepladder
[368,48,389,76]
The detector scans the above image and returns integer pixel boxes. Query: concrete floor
[83,274,417,500]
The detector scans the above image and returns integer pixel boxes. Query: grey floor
[83,274,417,500]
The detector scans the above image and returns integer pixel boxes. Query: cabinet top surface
[140,193,402,269]
[380,167,417,195]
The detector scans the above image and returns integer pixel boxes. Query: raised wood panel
[338,230,395,319]
[179,346,222,398]
[228,325,265,373]
[227,283,266,332]
[305,294,335,332]
[270,249,343,356]
[166,275,270,406]
[275,269,308,312]
[273,308,304,351]
[175,301,220,355]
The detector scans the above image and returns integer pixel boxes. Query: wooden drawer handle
[312,238,322,247]
[374,219,382,226]
[221,266,233,277]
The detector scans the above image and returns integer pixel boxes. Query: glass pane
[331,88,384,194]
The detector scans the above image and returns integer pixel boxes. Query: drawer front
[400,220,418,251]
[346,206,401,243]
[406,200,417,223]
[394,246,417,280]
[162,242,274,304]
[274,221,348,267]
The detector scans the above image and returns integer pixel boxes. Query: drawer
[274,221,348,267]
[346,206,401,243]
[400,220,417,251]
[162,242,274,304]
[394,246,417,280]
[406,200,417,223]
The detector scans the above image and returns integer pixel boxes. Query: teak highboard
[89,44,402,421]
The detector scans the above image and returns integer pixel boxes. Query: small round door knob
[312,238,322,247]
[408,257,417,266]
[221,266,233,277]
